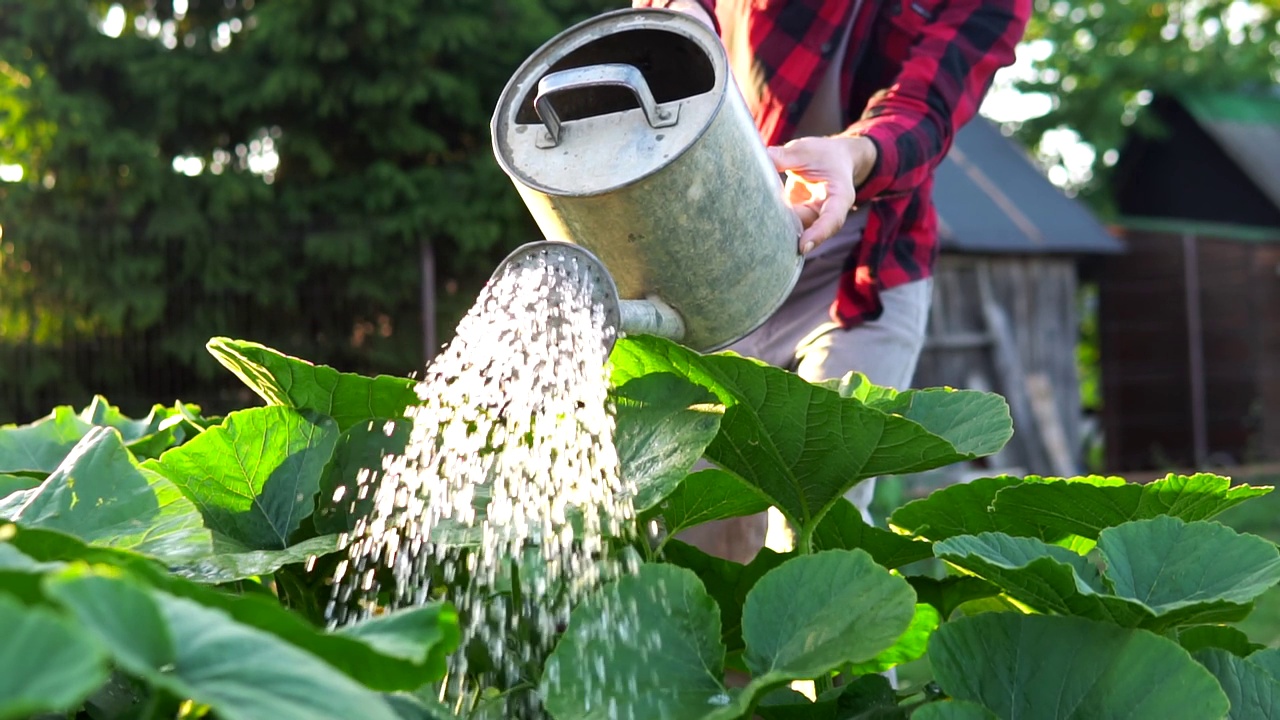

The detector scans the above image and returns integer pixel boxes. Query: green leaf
[3,524,455,691]
[43,567,176,676]
[934,522,1276,630]
[755,689,835,720]
[662,540,790,652]
[613,373,724,511]
[151,593,401,720]
[647,469,770,541]
[1099,516,1280,616]
[3,428,213,562]
[172,533,341,583]
[742,550,917,679]
[1250,649,1280,680]
[314,419,410,535]
[1178,625,1264,657]
[207,337,418,432]
[610,336,1011,533]
[929,614,1229,719]
[911,701,999,720]
[890,476,1066,542]
[0,474,37,499]
[843,603,939,675]
[0,405,92,475]
[906,576,1001,620]
[148,407,339,550]
[811,498,933,569]
[992,473,1273,539]
[541,564,736,720]
[334,604,457,683]
[0,593,110,720]
[1194,648,1280,719]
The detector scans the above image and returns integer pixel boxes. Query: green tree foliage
[1010,0,1280,208]
[0,0,611,422]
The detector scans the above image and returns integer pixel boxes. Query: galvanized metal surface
[491,241,623,354]
[492,8,802,352]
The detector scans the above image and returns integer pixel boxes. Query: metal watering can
[490,8,803,352]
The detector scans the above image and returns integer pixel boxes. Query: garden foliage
[2,334,1278,718]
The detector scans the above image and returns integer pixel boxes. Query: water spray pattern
[327,250,640,713]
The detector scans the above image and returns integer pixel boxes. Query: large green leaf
[811,498,933,569]
[43,567,176,676]
[0,405,92,475]
[314,419,410,535]
[77,395,190,458]
[148,406,339,550]
[0,474,37,499]
[742,550,917,680]
[1195,648,1280,719]
[157,593,402,720]
[0,593,110,720]
[207,337,419,432]
[173,533,341,583]
[662,540,790,652]
[930,613,1228,719]
[843,603,939,675]
[646,469,770,543]
[890,476,1067,542]
[334,603,457,682]
[992,473,1272,539]
[935,521,1278,630]
[2,427,213,562]
[3,525,458,692]
[1099,516,1280,613]
[1178,625,1264,657]
[613,373,724,511]
[541,564,737,720]
[610,336,1011,532]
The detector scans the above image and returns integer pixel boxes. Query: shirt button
[787,102,801,116]
[821,41,834,55]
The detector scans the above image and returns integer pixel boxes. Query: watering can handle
[534,64,679,147]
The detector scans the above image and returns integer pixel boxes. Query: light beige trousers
[678,225,933,563]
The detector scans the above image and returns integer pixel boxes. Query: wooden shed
[914,118,1124,478]
[1101,91,1280,472]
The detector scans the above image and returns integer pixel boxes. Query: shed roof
[1178,91,1280,213]
[933,117,1124,255]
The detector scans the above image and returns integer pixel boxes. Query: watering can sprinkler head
[492,241,687,356]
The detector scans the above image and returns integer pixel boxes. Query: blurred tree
[0,0,611,421]
[1006,0,1279,211]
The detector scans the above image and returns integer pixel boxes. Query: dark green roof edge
[1116,215,1280,243]
[1178,91,1280,126]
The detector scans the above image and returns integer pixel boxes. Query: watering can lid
[491,9,727,198]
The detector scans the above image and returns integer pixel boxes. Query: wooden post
[1183,232,1209,467]
[421,241,437,364]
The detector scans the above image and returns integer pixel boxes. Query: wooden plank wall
[915,255,1083,477]
[1100,229,1276,471]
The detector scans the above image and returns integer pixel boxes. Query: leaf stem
[814,673,834,697]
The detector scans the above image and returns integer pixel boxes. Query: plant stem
[814,673,834,697]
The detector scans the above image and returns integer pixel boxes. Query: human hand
[767,135,878,254]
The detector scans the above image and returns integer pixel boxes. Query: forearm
[844,0,1029,200]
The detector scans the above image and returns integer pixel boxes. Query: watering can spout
[491,241,688,354]
[618,296,686,343]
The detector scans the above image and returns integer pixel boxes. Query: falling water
[326,248,640,716]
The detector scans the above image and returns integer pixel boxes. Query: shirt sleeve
[631,0,720,34]
[845,0,1030,201]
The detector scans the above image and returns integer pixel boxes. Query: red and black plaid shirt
[643,0,1030,326]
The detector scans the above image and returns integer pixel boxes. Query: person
[634,0,1031,563]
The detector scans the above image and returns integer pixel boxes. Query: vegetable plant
[2,334,1278,719]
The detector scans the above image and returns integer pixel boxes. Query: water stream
[326,248,640,716]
